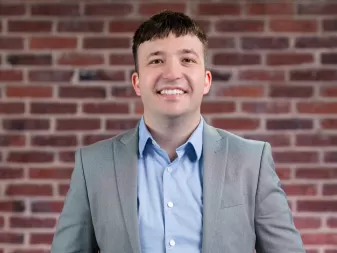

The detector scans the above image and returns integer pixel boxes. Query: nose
[162,58,182,80]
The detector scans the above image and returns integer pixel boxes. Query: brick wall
[0,0,337,252]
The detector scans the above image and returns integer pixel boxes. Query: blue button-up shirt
[137,116,204,253]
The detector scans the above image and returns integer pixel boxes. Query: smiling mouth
[156,89,187,96]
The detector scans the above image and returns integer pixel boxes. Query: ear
[203,70,212,95]
[131,71,141,96]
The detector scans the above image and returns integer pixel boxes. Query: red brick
[266,119,313,130]
[85,3,133,16]
[59,87,106,98]
[111,87,138,98]
[10,249,49,253]
[0,201,25,212]
[0,103,25,114]
[296,167,337,179]
[321,53,337,64]
[29,70,74,82]
[0,167,24,179]
[109,54,134,65]
[31,4,80,16]
[58,20,104,33]
[30,102,77,114]
[57,119,101,131]
[327,217,337,228]
[282,184,317,196]
[83,37,130,49]
[210,70,231,82]
[106,119,139,130]
[323,19,337,32]
[29,167,73,180]
[59,151,75,163]
[83,102,129,114]
[79,70,125,81]
[31,201,63,213]
[321,86,337,97]
[246,3,294,15]
[0,37,23,50]
[213,85,264,98]
[196,3,240,16]
[7,152,53,163]
[0,216,3,228]
[295,36,337,48]
[273,151,318,163]
[58,184,69,196]
[321,119,337,129]
[57,52,104,66]
[215,20,264,32]
[323,184,337,195]
[297,102,337,114]
[109,20,144,33]
[29,37,77,49]
[243,134,291,147]
[290,69,337,81]
[270,86,313,98]
[242,101,290,114]
[3,119,50,131]
[213,53,260,65]
[269,19,317,32]
[293,217,321,229]
[0,4,25,16]
[0,70,23,81]
[194,20,211,33]
[10,217,56,228]
[30,233,53,245]
[211,118,260,130]
[298,201,337,212]
[83,135,115,145]
[296,134,337,146]
[138,3,186,16]
[241,37,289,50]
[302,233,337,245]
[276,168,291,180]
[325,152,337,163]
[199,102,235,114]
[326,250,337,253]
[6,184,53,197]
[298,3,337,15]
[6,86,52,98]
[208,36,235,49]
[7,54,51,66]
[267,53,313,66]
[31,135,77,147]
[239,70,285,81]
[0,232,24,244]
[8,21,52,33]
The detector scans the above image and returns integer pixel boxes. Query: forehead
[137,33,204,58]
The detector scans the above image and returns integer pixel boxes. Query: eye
[182,58,196,63]
[149,59,163,64]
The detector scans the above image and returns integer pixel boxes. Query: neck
[143,112,201,160]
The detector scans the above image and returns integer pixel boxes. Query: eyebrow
[146,49,200,60]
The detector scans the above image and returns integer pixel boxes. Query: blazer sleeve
[254,142,306,253]
[51,148,99,253]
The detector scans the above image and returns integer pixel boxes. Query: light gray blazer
[51,121,305,253]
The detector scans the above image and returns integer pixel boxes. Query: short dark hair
[132,10,208,72]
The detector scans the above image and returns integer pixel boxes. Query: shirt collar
[138,116,204,160]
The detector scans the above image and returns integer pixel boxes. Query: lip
[156,87,188,93]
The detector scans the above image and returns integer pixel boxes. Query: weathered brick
[8,21,52,33]
[0,134,26,147]
[31,201,63,213]
[10,217,56,228]
[293,217,321,229]
[30,233,53,245]
[0,37,23,50]
[213,85,264,98]
[83,102,129,114]
[29,37,77,50]
[7,54,51,66]
[200,101,236,114]
[243,134,291,147]
[109,54,134,65]
[0,103,25,114]
[298,3,337,15]
[59,151,75,163]
[246,3,294,15]
[323,184,337,195]
[269,86,313,98]
[0,4,25,16]
[56,119,101,131]
[213,53,260,65]
[31,4,80,16]
[324,152,337,163]
[266,119,313,130]
[138,3,186,16]
[290,69,337,81]
[58,184,69,196]
[282,184,317,196]
[297,102,337,114]
[273,151,318,163]
[239,70,285,81]
[0,167,24,179]
[208,36,235,49]
[82,135,115,145]
[296,167,337,179]
[85,3,133,16]
[106,119,139,130]
[0,201,25,212]
[57,20,104,33]
[59,87,106,98]
[3,119,50,131]
[0,233,24,244]
[242,101,290,114]
[296,134,337,146]
[196,3,240,16]
[321,119,337,129]
[29,70,74,82]
[323,19,337,32]
[295,37,337,48]
[111,87,138,98]
[79,70,125,81]
[57,52,104,66]
[30,102,77,114]
[29,167,73,180]
[7,152,53,163]
[5,184,53,196]
[267,53,313,65]
[0,70,23,81]
[215,20,264,32]
[321,53,337,64]
[83,37,130,49]
[6,86,52,98]
[211,118,260,130]
[31,135,77,147]
[269,19,317,32]
[241,37,289,50]
[327,217,337,228]
[320,86,337,97]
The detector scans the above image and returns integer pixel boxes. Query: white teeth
[160,89,185,95]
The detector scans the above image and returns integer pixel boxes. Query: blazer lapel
[201,123,229,253]
[113,127,141,253]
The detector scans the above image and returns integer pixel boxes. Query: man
[51,11,305,253]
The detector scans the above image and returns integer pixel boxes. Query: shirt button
[167,167,172,173]
[167,201,174,208]
[169,239,175,247]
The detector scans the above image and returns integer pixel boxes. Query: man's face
[131,33,212,119]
